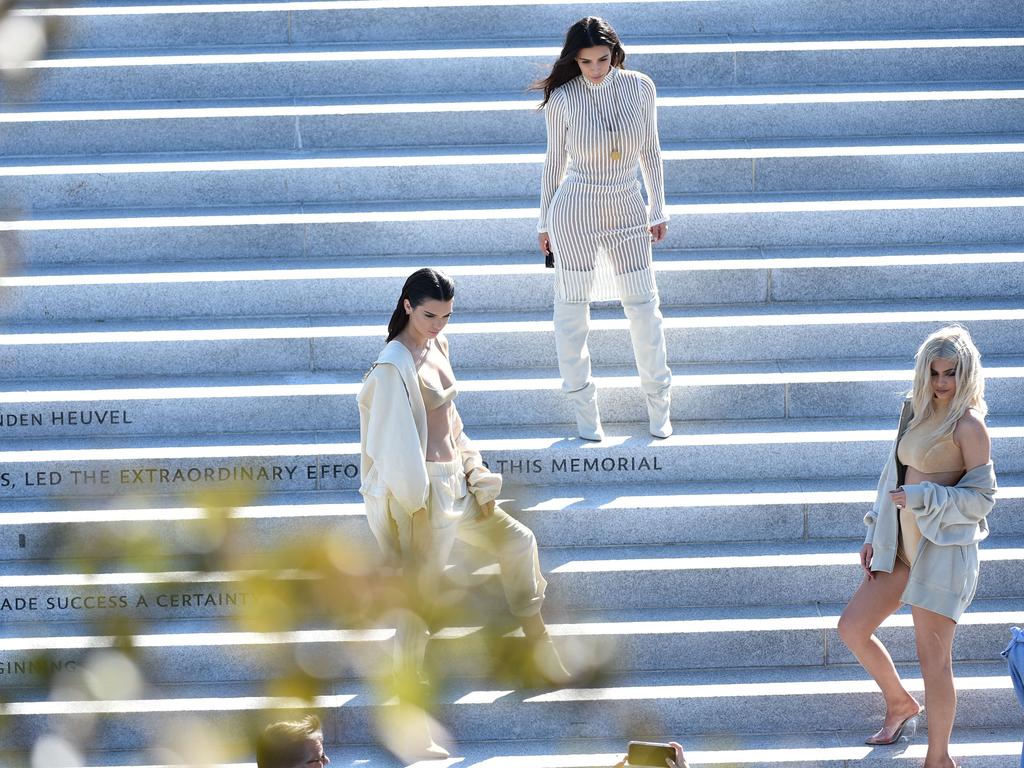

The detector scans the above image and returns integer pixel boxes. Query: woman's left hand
[889,487,907,508]
[650,222,667,243]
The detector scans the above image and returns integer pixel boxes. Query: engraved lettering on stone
[50,410,133,427]
[494,459,544,474]
[120,464,301,485]
[0,463,363,492]
[0,591,258,612]
[0,413,44,427]
[24,471,62,486]
[0,597,39,611]
[154,591,257,609]
[306,463,359,480]
[0,410,134,428]
[69,469,112,485]
[47,595,130,610]
[0,659,78,676]
[499,456,664,474]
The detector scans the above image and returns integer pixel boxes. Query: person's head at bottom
[615,740,687,768]
[256,714,329,768]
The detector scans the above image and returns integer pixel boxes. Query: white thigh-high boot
[553,297,603,441]
[621,292,673,437]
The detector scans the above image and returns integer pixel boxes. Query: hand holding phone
[626,741,676,767]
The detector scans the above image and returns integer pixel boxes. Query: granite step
[8,38,1024,105]
[536,538,1024,611]
[0,661,1016,748]
[331,730,1024,768]
[4,85,1024,158]
[41,727,1024,768]
[6,191,1024,264]
[1,246,1024,321]
[21,0,1024,51]
[0,415,1022,496]
[0,358,1023,437]
[0,599,1019,693]
[0,299,1020,379]
[3,246,1024,320]
[2,475,1022,564]
[0,533,1020,623]
[7,139,1024,213]
[3,0,1021,762]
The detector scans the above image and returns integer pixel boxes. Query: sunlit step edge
[4,88,1024,124]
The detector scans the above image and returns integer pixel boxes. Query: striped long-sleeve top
[537,67,669,302]
[538,67,669,234]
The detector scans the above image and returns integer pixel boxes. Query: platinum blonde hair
[907,325,986,439]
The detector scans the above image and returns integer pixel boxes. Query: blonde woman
[838,325,996,768]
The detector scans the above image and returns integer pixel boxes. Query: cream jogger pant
[364,458,548,672]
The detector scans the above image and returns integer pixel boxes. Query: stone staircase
[1,0,1023,765]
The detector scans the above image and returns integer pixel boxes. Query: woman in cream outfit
[358,268,569,759]
[838,326,996,768]
[534,16,672,441]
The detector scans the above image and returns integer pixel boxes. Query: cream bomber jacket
[864,400,997,621]
[357,338,501,516]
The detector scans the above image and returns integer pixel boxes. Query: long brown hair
[529,17,626,106]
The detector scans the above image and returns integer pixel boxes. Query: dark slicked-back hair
[386,267,456,342]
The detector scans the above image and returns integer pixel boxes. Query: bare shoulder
[955,408,989,438]
[436,333,451,356]
[954,407,991,463]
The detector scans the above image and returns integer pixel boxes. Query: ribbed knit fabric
[538,67,669,303]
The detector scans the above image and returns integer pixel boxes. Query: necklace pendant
[610,148,621,161]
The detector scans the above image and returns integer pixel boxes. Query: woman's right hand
[860,543,874,579]
[538,232,551,254]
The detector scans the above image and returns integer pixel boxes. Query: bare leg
[912,606,958,767]
[838,560,923,739]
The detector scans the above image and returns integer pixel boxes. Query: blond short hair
[255,714,323,768]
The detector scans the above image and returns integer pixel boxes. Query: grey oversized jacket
[864,400,997,621]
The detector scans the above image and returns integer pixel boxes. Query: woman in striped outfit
[534,16,672,441]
